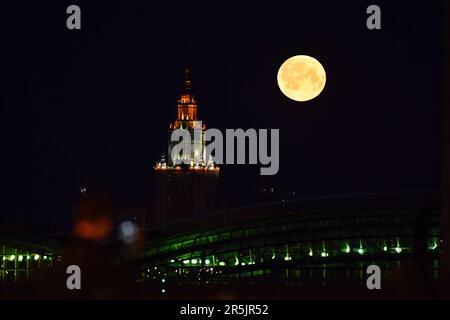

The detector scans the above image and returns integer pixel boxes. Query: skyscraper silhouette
[153,66,219,230]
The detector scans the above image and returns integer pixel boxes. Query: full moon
[277,55,326,102]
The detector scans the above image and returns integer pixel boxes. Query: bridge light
[344,244,351,253]
[431,241,438,250]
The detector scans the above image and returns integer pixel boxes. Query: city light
[18,255,23,262]
[431,241,438,250]
[394,240,402,253]
[344,244,351,253]
[357,248,365,255]
[9,255,15,261]
[34,254,40,260]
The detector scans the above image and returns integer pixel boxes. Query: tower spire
[184,48,192,91]
[184,66,192,91]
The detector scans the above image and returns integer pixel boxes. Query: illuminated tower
[153,67,219,230]
[167,67,207,167]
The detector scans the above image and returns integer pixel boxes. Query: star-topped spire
[176,55,198,122]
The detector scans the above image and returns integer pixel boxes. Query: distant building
[257,176,278,203]
[153,67,219,228]
[257,175,296,203]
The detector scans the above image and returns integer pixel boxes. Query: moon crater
[277,55,326,102]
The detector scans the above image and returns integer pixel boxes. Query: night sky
[0,1,443,231]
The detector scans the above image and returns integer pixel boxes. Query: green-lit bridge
[0,238,61,284]
[140,192,440,288]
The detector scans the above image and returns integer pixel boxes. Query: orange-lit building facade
[153,67,219,229]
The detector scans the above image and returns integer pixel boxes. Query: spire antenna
[184,66,192,91]
[184,48,192,91]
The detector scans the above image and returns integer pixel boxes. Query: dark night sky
[0,1,443,231]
